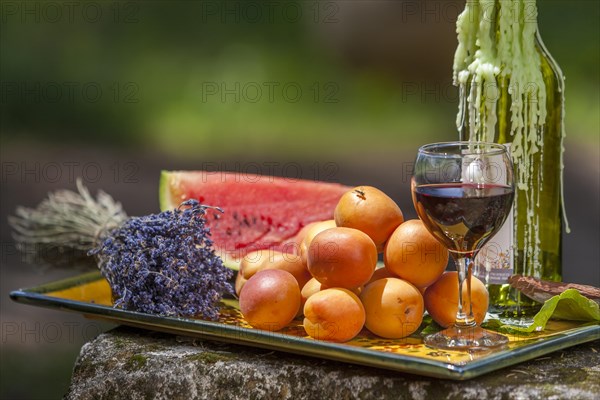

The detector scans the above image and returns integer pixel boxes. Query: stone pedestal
[66,327,600,400]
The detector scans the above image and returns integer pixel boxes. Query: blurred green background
[2,0,597,154]
[1,1,598,398]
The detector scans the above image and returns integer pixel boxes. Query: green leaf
[419,315,443,336]
[504,289,600,333]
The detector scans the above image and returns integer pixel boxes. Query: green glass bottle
[453,0,568,319]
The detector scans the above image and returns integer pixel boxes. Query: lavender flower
[10,182,233,320]
[90,200,233,320]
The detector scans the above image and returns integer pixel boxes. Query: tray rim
[10,271,600,380]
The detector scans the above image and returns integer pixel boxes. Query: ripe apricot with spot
[360,278,424,339]
[334,186,404,251]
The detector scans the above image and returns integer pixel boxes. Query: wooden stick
[508,275,600,304]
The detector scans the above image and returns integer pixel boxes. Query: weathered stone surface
[66,327,600,400]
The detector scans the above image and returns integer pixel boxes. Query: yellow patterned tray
[10,271,600,380]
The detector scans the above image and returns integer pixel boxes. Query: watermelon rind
[220,257,240,271]
[159,170,175,211]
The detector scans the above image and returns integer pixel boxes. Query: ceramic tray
[10,271,599,380]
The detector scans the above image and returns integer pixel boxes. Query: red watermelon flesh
[160,171,350,259]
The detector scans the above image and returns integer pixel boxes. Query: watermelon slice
[159,171,350,260]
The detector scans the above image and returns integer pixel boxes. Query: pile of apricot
[237,186,489,343]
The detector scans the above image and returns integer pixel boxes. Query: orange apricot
[300,277,322,308]
[366,266,397,285]
[235,271,247,296]
[307,227,377,288]
[299,220,336,264]
[241,249,311,289]
[384,219,448,288]
[278,221,320,255]
[360,278,424,339]
[334,186,404,251]
[239,269,301,331]
[424,271,489,328]
[303,288,365,342]
[239,249,270,278]
[300,277,362,312]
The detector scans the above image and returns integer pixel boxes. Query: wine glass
[412,142,514,350]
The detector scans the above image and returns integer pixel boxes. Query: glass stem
[452,252,476,328]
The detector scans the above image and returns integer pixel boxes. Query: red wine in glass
[412,141,515,351]
[414,183,514,254]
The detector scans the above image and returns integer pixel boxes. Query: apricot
[307,227,377,288]
[279,221,320,255]
[240,249,269,278]
[367,266,396,285]
[384,219,448,288]
[299,220,336,264]
[303,288,365,342]
[239,269,301,331]
[334,186,404,251]
[235,272,247,296]
[300,277,322,307]
[241,249,311,289]
[424,271,489,328]
[300,277,362,311]
[360,278,424,339]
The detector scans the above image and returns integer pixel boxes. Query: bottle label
[474,208,514,284]
[462,144,515,285]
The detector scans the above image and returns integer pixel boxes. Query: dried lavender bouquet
[9,180,233,320]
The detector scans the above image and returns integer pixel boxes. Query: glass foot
[424,325,509,351]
